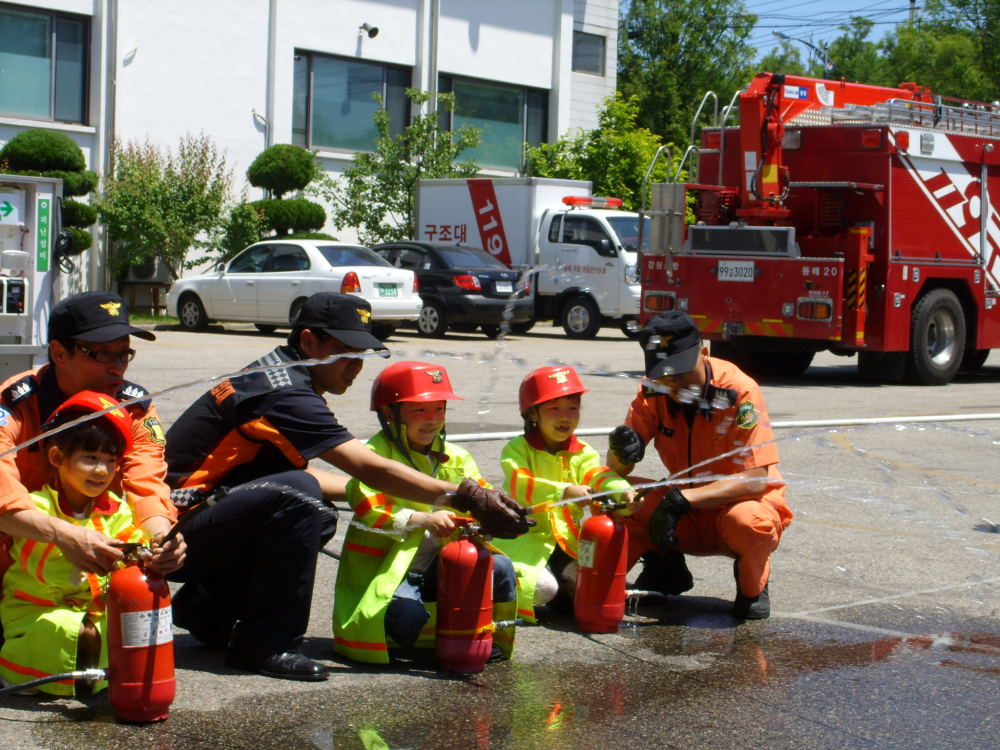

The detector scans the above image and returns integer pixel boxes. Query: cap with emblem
[639,311,703,378]
[370,361,463,410]
[292,292,389,356]
[48,292,155,343]
[518,365,588,414]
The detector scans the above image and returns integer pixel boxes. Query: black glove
[451,479,535,539]
[647,487,692,548]
[608,425,645,465]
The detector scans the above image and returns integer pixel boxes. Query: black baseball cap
[49,292,155,343]
[292,292,389,356]
[639,311,703,378]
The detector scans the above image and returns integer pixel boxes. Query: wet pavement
[2,329,999,749]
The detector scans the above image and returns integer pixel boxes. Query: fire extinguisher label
[120,606,174,648]
[578,540,596,569]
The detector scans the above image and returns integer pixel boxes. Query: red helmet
[43,391,134,454]
[370,361,464,410]
[518,366,589,414]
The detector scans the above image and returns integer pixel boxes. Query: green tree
[823,18,885,85]
[758,40,807,77]
[879,21,990,99]
[525,93,672,210]
[311,89,481,245]
[618,0,758,146]
[96,134,232,279]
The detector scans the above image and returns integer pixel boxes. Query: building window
[438,75,547,171]
[0,5,88,123]
[572,31,605,76]
[292,51,410,152]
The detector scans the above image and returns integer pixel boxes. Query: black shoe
[634,549,694,597]
[732,560,770,620]
[172,583,235,651]
[225,643,329,681]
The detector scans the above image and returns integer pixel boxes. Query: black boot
[225,640,329,681]
[634,549,694,596]
[733,560,770,620]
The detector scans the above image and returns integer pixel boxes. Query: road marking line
[783,576,1000,618]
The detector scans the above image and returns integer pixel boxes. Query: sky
[745,0,918,64]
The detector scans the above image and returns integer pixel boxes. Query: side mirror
[215,261,226,273]
[598,239,616,257]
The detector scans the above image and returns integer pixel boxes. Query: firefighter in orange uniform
[606,312,792,619]
[0,293,185,636]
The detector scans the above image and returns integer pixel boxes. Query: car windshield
[605,216,651,252]
[317,245,392,268]
[435,245,506,269]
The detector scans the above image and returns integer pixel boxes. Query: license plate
[378,284,398,297]
[717,260,755,282]
[494,281,513,294]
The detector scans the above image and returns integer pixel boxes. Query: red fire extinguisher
[436,519,494,673]
[574,499,629,634]
[105,546,175,723]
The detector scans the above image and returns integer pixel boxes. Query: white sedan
[169,240,422,338]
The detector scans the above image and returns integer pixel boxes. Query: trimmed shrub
[62,200,98,228]
[8,169,99,197]
[247,145,317,198]
[285,231,338,241]
[0,130,86,172]
[253,198,326,235]
[64,227,92,254]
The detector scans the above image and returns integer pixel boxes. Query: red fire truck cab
[640,72,1000,384]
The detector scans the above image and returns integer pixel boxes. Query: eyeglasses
[75,344,136,364]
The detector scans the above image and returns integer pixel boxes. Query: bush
[64,227,92,254]
[253,198,326,235]
[7,169,98,197]
[0,130,86,172]
[247,145,317,198]
[62,199,98,228]
[285,231,338,241]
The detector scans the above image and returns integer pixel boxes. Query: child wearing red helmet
[0,392,144,696]
[333,361,520,664]
[492,366,637,623]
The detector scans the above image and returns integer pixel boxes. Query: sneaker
[733,560,770,620]
[634,549,694,596]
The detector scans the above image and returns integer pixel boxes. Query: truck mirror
[598,238,616,257]
[215,261,226,273]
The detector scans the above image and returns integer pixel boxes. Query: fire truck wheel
[905,288,965,385]
[254,324,278,334]
[178,294,208,332]
[748,351,815,378]
[417,300,447,337]
[960,347,990,372]
[709,340,753,371]
[562,296,601,339]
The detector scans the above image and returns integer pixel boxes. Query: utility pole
[909,0,916,24]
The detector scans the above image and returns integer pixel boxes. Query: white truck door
[556,214,619,312]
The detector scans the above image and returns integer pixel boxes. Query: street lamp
[773,31,832,80]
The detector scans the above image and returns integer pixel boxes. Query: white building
[0,0,618,296]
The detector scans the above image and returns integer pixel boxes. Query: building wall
[0,0,619,286]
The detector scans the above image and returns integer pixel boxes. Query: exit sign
[0,187,25,226]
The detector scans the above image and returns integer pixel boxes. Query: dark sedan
[372,242,533,338]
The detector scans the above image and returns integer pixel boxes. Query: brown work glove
[451,479,535,539]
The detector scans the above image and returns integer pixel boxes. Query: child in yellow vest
[0,392,144,696]
[493,366,637,623]
[334,361,521,664]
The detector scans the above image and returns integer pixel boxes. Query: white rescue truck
[415,177,646,338]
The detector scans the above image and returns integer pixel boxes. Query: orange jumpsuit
[621,356,792,597]
[0,365,176,588]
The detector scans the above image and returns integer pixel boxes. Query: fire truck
[639,72,1000,384]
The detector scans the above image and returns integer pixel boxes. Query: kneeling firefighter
[334,361,526,664]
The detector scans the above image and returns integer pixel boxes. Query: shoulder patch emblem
[4,377,36,407]
[141,417,166,446]
[0,404,10,427]
[735,400,758,429]
[119,384,148,400]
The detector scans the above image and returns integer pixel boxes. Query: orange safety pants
[622,486,785,598]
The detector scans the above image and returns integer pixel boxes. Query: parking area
[4,325,1000,750]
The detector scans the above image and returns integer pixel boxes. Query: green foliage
[618,0,758,147]
[759,41,807,77]
[311,89,481,245]
[825,18,884,84]
[285,231,338,241]
[247,144,318,198]
[880,22,990,100]
[5,169,99,197]
[64,227,92,254]
[62,199,98,228]
[252,198,326,235]
[0,129,86,172]
[96,134,232,279]
[525,93,673,211]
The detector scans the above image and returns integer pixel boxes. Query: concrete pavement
[2,324,999,749]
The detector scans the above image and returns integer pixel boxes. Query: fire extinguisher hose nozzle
[491,618,526,631]
[0,668,105,696]
[625,590,667,601]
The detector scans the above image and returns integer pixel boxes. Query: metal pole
[428,0,440,112]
